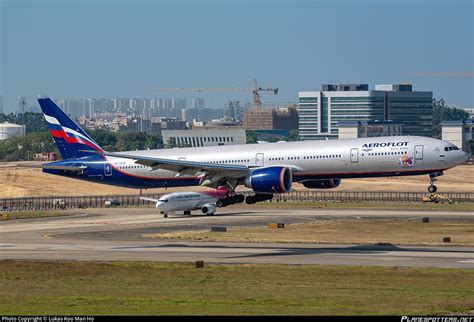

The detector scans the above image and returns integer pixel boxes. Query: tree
[164,137,177,149]
[432,98,469,138]
[246,130,257,144]
[0,112,48,133]
[288,129,300,141]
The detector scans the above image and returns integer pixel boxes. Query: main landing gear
[245,193,273,204]
[428,171,443,193]
[216,194,245,207]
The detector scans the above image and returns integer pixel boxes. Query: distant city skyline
[1,0,472,113]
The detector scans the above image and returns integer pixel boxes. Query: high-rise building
[172,98,186,109]
[298,83,432,140]
[192,98,205,109]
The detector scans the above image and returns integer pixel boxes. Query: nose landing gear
[428,171,443,193]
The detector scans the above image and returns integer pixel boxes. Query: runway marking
[458,259,474,263]
[43,234,52,239]
[65,221,120,225]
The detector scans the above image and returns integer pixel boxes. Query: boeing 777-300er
[38,98,468,204]
[140,187,239,217]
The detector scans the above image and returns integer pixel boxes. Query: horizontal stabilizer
[42,164,88,172]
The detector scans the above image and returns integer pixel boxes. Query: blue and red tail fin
[38,98,103,160]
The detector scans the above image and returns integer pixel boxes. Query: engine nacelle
[302,179,341,189]
[245,166,292,193]
[201,204,216,214]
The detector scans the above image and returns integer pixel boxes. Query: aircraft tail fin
[38,98,103,160]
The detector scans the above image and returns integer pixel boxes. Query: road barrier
[0,190,472,211]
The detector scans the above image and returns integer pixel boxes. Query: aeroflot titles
[362,141,409,148]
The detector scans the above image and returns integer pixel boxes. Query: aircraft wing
[140,197,160,203]
[104,151,251,188]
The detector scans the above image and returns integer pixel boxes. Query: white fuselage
[103,136,468,183]
[156,192,218,214]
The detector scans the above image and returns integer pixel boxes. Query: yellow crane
[154,79,278,109]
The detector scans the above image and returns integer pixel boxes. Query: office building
[162,129,246,148]
[465,108,474,120]
[298,83,432,140]
[243,106,298,130]
[441,120,473,151]
[337,120,403,139]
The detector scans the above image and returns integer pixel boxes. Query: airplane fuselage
[43,136,468,190]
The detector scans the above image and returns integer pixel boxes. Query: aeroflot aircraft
[39,98,468,204]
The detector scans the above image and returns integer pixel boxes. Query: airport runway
[0,207,473,269]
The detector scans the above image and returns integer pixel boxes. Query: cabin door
[350,148,359,163]
[415,145,423,160]
[256,153,264,167]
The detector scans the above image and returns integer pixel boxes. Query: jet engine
[245,166,292,193]
[201,204,216,215]
[302,179,341,189]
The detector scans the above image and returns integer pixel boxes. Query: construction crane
[154,79,278,109]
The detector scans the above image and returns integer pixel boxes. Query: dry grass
[0,260,473,315]
[0,162,473,198]
[144,220,474,246]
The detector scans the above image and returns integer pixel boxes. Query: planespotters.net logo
[401,317,474,322]
[399,155,414,168]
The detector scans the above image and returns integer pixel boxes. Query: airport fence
[0,191,473,211]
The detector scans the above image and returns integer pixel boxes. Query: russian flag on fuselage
[38,98,103,160]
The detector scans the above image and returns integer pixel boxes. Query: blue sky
[1,0,473,113]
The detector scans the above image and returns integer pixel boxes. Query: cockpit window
[444,146,460,151]
[158,199,168,202]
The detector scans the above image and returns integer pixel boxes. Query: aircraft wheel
[428,185,437,193]
[207,212,215,216]
[164,213,168,218]
[236,194,245,203]
[245,196,256,204]
[216,199,224,207]
[184,210,191,216]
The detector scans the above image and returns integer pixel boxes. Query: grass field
[144,220,474,246]
[0,261,472,315]
[1,211,65,220]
